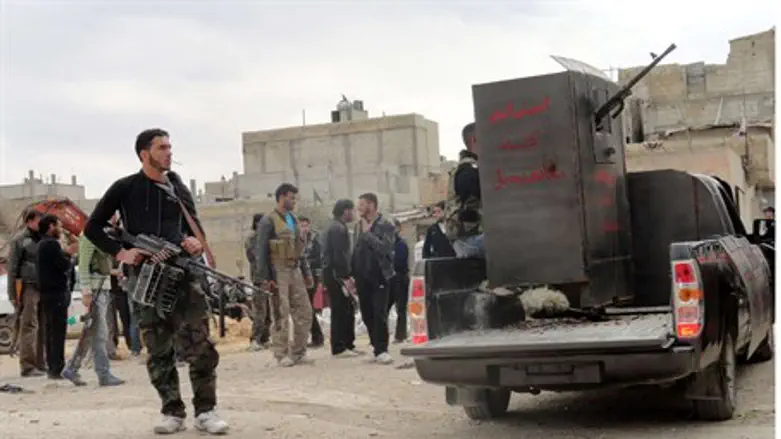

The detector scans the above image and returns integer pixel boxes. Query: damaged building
[620,28,775,224]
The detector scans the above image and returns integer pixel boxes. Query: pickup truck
[401,169,774,422]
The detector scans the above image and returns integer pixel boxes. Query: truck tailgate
[402,313,674,359]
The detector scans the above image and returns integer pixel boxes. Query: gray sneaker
[247,341,264,352]
[293,354,315,365]
[194,410,229,435]
[153,415,185,435]
[277,357,295,367]
[61,368,87,387]
[98,375,126,387]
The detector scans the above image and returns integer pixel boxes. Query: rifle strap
[155,179,217,268]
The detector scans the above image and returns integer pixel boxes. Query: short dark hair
[764,206,775,213]
[393,218,402,228]
[332,199,355,218]
[358,192,378,207]
[251,213,264,231]
[462,122,476,147]
[38,214,59,235]
[135,128,169,158]
[435,201,446,210]
[275,183,298,201]
[298,215,310,223]
[23,209,40,223]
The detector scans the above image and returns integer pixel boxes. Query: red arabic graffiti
[489,97,551,124]
[594,169,617,186]
[602,221,620,233]
[499,131,541,150]
[495,166,565,191]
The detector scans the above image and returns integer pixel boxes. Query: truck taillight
[671,259,704,340]
[408,276,428,344]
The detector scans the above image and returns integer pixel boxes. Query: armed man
[444,122,485,258]
[7,209,46,377]
[61,214,125,387]
[299,215,324,348]
[84,128,228,435]
[253,183,315,367]
[245,213,271,351]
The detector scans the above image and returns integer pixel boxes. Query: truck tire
[747,328,773,363]
[694,333,737,421]
[463,389,511,421]
[0,315,14,356]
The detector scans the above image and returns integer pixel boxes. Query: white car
[0,271,88,355]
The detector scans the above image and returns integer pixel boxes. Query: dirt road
[0,341,774,439]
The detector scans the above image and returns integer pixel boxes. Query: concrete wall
[0,180,86,201]
[223,113,441,211]
[619,29,775,136]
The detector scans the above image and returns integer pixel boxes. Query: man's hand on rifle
[116,248,151,265]
[181,236,203,256]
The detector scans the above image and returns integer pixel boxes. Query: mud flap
[446,386,493,406]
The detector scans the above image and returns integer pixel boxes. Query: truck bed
[402,313,674,359]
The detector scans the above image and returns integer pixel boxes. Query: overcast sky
[0,0,776,198]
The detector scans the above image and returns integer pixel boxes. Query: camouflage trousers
[130,274,219,418]
[270,267,312,360]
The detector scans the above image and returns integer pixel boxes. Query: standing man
[322,199,363,358]
[422,201,456,259]
[444,122,484,258]
[61,227,125,387]
[299,216,325,348]
[388,219,410,344]
[84,128,228,435]
[36,214,78,380]
[352,193,396,365]
[7,209,46,377]
[245,213,271,351]
[253,183,314,367]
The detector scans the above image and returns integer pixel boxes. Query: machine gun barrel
[110,227,270,297]
[594,43,677,123]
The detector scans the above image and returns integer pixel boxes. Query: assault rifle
[107,227,270,318]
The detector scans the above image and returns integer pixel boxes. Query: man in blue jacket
[388,219,410,344]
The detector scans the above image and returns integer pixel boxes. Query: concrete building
[620,28,775,225]
[204,98,445,211]
[0,170,86,201]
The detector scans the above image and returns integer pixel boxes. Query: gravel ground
[0,339,774,439]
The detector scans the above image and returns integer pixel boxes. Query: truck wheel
[463,389,511,421]
[0,315,14,356]
[747,329,774,363]
[694,333,737,421]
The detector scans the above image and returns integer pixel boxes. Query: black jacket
[453,161,481,224]
[352,214,396,282]
[422,222,456,258]
[322,219,351,280]
[84,170,203,257]
[6,227,41,301]
[36,236,71,297]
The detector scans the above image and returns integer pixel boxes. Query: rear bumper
[409,347,698,391]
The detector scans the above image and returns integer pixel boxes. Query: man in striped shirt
[61,217,125,387]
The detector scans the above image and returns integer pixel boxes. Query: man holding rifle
[61,217,125,387]
[84,128,228,435]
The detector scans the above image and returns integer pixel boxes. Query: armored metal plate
[473,72,586,287]
[628,170,734,306]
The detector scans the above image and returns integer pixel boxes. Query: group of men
[3,122,482,436]
[6,209,129,387]
[243,184,412,367]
